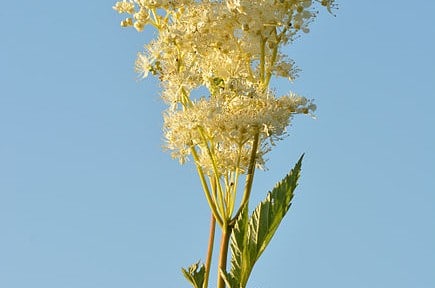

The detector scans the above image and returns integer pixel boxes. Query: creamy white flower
[113,1,135,14]
[113,0,335,175]
[135,53,151,78]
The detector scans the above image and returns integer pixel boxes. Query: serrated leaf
[226,205,249,288]
[181,261,206,288]
[219,267,234,288]
[228,155,304,287]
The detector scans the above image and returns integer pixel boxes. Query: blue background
[1,1,434,287]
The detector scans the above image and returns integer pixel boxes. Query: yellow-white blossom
[114,0,334,187]
[164,89,315,174]
[113,1,135,14]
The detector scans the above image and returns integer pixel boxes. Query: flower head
[114,0,334,179]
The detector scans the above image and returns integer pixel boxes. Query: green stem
[190,146,224,227]
[230,132,260,226]
[263,29,279,89]
[217,224,231,288]
[203,213,216,288]
[197,126,227,217]
[227,145,242,218]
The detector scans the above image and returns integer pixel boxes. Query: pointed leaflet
[228,155,304,287]
[226,205,249,287]
[181,262,206,288]
[250,154,303,258]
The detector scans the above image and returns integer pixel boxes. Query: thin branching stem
[217,223,231,288]
[203,213,216,288]
[190,146,224,227]
[230,132,260,226]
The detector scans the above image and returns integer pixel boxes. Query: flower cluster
[114,1,334,213]
[113,0,333,173]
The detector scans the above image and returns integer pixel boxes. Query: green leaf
[181,261,206,288]
[228,154,304,287]
[226,205,249,288]
[219,267,234,288]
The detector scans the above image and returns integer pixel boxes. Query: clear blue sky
[1,1,434,288]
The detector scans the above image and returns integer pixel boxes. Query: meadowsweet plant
[113,1,336,287]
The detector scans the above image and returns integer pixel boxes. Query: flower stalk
[203,213,216,288]
[230,131,260,226]
[217,224,232,288]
